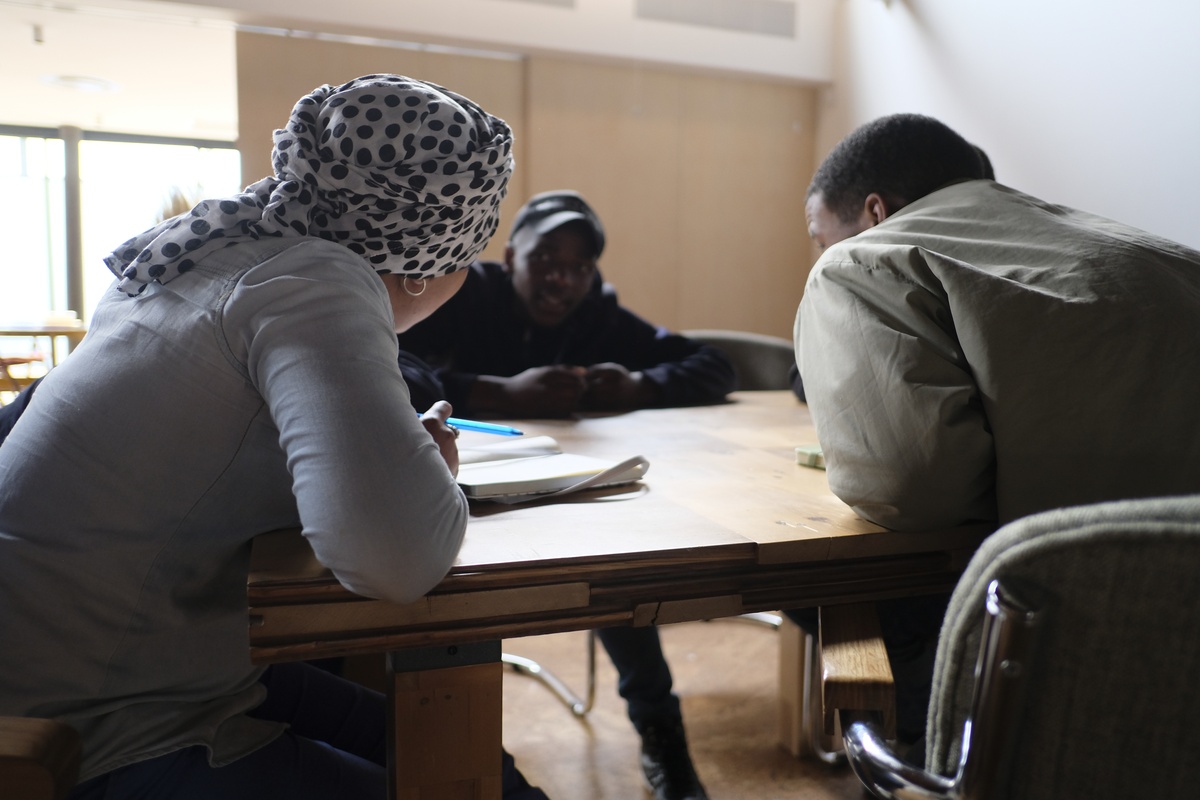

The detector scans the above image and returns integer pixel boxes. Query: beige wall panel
[525,58,684,327]
[677,76,817,337]
[525,57,816,336]
[236,35,817,335]
[235,32,526,263]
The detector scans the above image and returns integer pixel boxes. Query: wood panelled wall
[236,33,818,337]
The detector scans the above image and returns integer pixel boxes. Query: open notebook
[456,435,650,503]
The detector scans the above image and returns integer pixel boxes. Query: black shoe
[638,717,710,800]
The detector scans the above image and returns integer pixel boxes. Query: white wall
[816,0,1200,249]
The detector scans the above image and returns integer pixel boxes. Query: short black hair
[971,143,996,180]
[807,114,986,223]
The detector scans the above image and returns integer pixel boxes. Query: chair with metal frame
[677,328,843,763]
[822,494,1200,800]
[504,613,787,721]
[503,630,598,717]
[503,329,798,718]
[680,329,795,391]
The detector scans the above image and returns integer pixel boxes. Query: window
[78,139,241,315]
[0,127,241,330]
[0,135,67,323]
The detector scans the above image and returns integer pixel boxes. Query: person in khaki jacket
[793,112,1200,758]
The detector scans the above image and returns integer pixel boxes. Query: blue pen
[417,412,524,436]
[447,417,524,436]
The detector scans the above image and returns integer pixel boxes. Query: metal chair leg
[802,629,847,766]
[502,629,597,717]
[501,613,786,726]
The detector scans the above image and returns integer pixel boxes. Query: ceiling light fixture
[40,74,119,93]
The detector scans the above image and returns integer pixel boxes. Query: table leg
[387,641,503,800]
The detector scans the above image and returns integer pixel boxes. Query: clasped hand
[500,363,648,416]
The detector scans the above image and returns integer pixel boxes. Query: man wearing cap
[396,190,734,418]
[396,190,732,800]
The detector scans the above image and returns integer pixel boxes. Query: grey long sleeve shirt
[0,237,467,781]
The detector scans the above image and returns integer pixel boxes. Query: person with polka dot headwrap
[0,76,551,799]
[105,73,511,292]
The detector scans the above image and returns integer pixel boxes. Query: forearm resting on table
[466,374,517,414]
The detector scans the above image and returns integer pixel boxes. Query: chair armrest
[0,717,82,800]
[842,717,955,800]
[819,602,896,738]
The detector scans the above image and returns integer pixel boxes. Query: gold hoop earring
[402,276,427,297]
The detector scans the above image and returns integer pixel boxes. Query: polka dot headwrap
[105,74,514,296]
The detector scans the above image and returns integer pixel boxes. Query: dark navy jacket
[395,260,735,412]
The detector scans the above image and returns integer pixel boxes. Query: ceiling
[0,0,565,142]
[1,1,240,140]
[1,0,823,142]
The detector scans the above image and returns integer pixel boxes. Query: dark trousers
[596,626,681,734]
[68,662,549,800]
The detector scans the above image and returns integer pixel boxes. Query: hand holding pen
[444,418,524,436]
[418,401,464,475]
[416,407,523,437]
[418,402,524,476]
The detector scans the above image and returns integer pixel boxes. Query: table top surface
[0,324,87,336]
[248,392,991,661]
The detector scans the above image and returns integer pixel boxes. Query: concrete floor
[501,620,866,800]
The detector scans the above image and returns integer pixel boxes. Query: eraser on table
[795,445,825,470]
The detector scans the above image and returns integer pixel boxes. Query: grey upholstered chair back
[927,494,1200,799]
[681,329,795,391]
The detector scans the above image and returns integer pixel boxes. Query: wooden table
[0,324,87,366]
[247,391,990,799]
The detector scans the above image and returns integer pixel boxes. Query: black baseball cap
[509,190,606,258]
